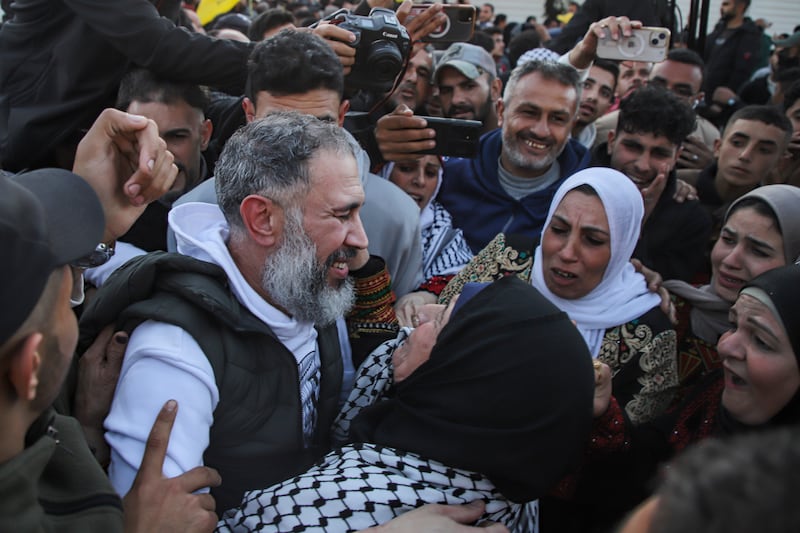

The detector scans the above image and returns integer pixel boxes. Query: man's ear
[242,98,256,124]
[239,195,284,248]
[713,137,722,159]
[200,119,213,151]
[338,100,351,128]
[607,130,616,155]
[496,98,505,127]
[491,77,503,102]
[7,333,43,402]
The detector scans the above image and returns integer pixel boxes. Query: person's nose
[346,212,369,251]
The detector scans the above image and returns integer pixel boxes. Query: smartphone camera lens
[651,38,660,45]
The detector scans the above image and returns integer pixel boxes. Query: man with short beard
[436,59,589,253]
[95,113,379,514]
[388,47,434,114]
[373,17,642,253]
[435,42,502,134]
[572,59,618,148]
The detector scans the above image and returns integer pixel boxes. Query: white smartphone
[596,27,671,63]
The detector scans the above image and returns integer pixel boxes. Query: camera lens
[659,32,666,40]
[652,38,659,45]
[366,41,403,82]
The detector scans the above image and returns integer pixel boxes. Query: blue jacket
[439,129,590,253]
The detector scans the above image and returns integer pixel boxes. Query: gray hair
[502,59,582,108]
[215,111,355,233]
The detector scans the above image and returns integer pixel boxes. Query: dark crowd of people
[1,0,800,532]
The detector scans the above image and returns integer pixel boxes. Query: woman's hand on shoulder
[631,259,677,325]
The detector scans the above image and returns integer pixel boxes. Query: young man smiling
[594,86,712,281]
[572,59,618,148]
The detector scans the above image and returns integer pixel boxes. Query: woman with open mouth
[441,167,677,427]
[588,263,800,532]
[381,156,475,327]
[663,184,800,391]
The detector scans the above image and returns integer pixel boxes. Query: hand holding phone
[406,4,476,43]
[596,27,670,62]
[414,116,481,158]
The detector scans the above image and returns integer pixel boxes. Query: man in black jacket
[546,0,671,54]
[0,0,251,172]
[703,0,762,106]
[593,86,712,282]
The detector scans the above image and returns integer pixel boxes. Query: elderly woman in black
[218,276,596,532]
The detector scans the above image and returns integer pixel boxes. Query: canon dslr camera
[334,7,411,93]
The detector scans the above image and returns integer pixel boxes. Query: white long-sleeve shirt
[105,202,321,496]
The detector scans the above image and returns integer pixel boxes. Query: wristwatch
[71,242,115,269]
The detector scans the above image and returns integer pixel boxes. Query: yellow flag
[197,0,240,26]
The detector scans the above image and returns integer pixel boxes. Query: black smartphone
[407,4,476,43]
[415,116,481,158]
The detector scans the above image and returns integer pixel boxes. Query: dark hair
[666,47,705,70]
[726,197,781,233]
[481,2,494,13]
[485,26,503,37]
[617,85,696,146]
[493,13,507,26]
[469,31,495,54]
[507,30,542,69]
[784,80,800,114]
[571,183,599,197]
[775,67,800,88]
[0,269,62,369]
[248,8,294,41]
[246,29,344,101]
[725,105,792,144]
[208,12,251,33]
[116,68,209,113]
[651,428,800,533]
[592,59,619,93]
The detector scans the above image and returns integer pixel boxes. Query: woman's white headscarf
[531,167,661,357]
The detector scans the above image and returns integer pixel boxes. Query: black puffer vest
[79,252,343,512]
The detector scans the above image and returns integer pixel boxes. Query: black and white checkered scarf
[219,276,596,532]
[218,331,537,532]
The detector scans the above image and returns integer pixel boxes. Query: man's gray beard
[261,209,355,326]
[502,131,558,174]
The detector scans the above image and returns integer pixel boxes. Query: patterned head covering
[350,275,595,502]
